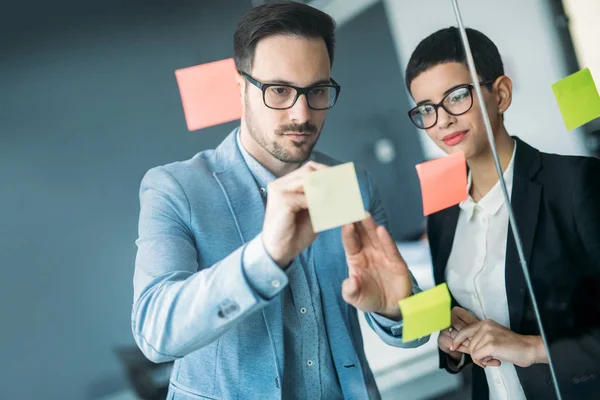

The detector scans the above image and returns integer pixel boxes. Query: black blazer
[428,137,600,399]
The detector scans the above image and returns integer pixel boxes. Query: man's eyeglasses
[240,71,341,110]
[408,81,495,129]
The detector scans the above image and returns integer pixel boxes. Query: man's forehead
[251,35,330,85]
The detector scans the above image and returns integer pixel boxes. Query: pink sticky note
[175,58,242,131]
[415,152,468,216]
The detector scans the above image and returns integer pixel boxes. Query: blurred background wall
[1,1,597,399]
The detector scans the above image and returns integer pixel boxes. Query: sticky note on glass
[415,152,467,216]
[552,68,600,131]
[399,283,451,343]
[304,162,366,233]
[175,58,242,131]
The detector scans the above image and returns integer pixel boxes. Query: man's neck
[239,126,301,178]
[467,127,515,202]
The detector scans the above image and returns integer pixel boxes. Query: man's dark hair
[405,27,504,93]
[233,2,336,73]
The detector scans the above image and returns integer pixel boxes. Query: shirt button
[300,307,307,314]
[271,280,280,288]
[307,360,314,367]
[496,379,501,385]
[260,188,267,196]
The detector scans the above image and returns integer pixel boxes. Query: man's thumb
[342,275,361,304]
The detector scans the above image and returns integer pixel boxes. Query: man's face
[241,35,331,164]
[409,62,503,159]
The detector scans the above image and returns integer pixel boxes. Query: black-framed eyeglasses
[240,71,341,110]
[407,81,495,129]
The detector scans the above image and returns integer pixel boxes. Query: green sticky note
[398,283,451,343]
[552,68,600,131]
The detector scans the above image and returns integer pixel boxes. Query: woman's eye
[419,105,435,115]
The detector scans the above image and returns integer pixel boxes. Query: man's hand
[340,215,412,320]
[262,161,327,268]
[451,318,547,368]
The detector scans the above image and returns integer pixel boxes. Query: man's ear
[495,75,513,115]
[236,71,245,94]
[236,71,246,115]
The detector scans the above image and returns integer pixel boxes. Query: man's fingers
[376,225,405,264]
[269,162,328,193]
[341,274,362,305]
[303,161,328,171]
[359,215,381,249]
[342,224,362,256]
[275,192,309,213]
[353,219,373,249]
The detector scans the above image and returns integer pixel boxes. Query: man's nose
[287,94,311,123]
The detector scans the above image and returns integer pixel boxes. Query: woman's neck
[468,130,515,202]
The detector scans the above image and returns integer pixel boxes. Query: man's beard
[244,100,321,164]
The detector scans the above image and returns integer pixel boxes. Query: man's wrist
[261,236,292,269]
[376,308,403,322]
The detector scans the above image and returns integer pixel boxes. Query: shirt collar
[459,140,517,220]
[236,129,276,196]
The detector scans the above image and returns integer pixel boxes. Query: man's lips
[283,132,313,136]
[284,132,314,140]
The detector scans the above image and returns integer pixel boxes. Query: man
[132,3,427,400]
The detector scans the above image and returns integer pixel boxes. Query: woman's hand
[439,307,501,367]
[451,318,547,368]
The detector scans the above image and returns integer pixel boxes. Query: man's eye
[271,87,291,95]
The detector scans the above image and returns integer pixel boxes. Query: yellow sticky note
[398,283,451,343]
[551,68,600,131]
[304,162,366,233]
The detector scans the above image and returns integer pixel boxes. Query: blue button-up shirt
[236,131,410,399]
[237,133,343,399]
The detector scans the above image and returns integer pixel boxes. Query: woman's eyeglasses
[408,81,494,129]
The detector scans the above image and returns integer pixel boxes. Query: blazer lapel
[212,129,285,381]
[505,137,542,332]
[431,206,460,286]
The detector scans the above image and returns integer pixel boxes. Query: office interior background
[1,0,599,399]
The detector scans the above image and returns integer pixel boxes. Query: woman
[405,27,600,399]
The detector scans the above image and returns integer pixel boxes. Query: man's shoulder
[141,149,218,189]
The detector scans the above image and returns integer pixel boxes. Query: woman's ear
[495,75,513,115]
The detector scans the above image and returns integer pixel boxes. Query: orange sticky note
[175,58,242,131]
[415,152,468,216]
